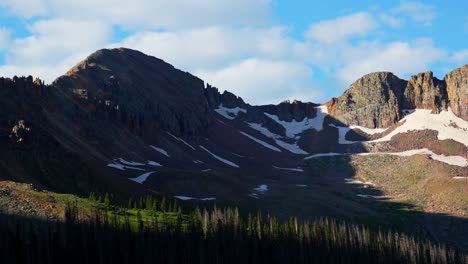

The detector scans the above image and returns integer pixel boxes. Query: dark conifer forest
[0,201,465,264]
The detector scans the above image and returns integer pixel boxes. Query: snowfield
[147,161,162,167]
[117,158,145,166]
[304,149,467,167]
[174,196,216,201]
[247,122,309,154]
[371,108,468,146]
[167,132,196,150]
[150,145,170,157]
[272,166,304,172]
[129,171,155,184]
[107,163,147,171]
[199,145,240,168]
[215,104,247,120]
[254,184,268,193]
[240,131,282,152]
[263,105,328,138]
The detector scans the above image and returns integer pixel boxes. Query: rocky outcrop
[445,65,468,121]
[328,72,406,128]
[403,71,447,113]
[204,84,248,109]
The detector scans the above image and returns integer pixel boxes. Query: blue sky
[0,0,466,105]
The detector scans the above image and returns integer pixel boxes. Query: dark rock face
[445,65,468,121]
[53,48,211,138]
[403,71,448,113]
[204,84,247,109]
[328,72,406,128]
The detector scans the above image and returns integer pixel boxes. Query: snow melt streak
[199,146,240,168]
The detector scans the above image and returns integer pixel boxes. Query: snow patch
[107,163,147,171]
[201,169,212,172]
[296,184,308,187]
[453,177,468,179]
[147,161,162,167]
[174,196,216,201]
[199,145,240,168]
[150,145,170,157]
[344,178,374,185]
[214,104,247,120]
[117,158,145,166]
[304,149,467,167]
[272,166,304,172]
[372,108,468,146]
[254,184,268,193]
[167,132,196,150]
[247,122,309,154]
[263,105,328,138]
[129,171,155,184]
[231,152,244,158]
[240,131,282,152]
[273,139,309,155]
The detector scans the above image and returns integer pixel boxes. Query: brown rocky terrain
[446,65,468,121]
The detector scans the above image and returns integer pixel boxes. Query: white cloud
[195,59,321,105]
[336,39,447,84]
[1,19,112,82]
[392,2,436,26]
[0,28,11,50]
[450,50,468,65]
[112,26,310,70]
[0,0,271,29]
[306,12,377,43]
[379,14,403,28]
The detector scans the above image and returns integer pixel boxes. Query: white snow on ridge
[118,158,145,166]
[148,161,162,167]
[328,124,357,144]
[372,109,468,146]
[350,125,387,135]
[167,132,196,150]
[304,149,467,167]
[254,184,268,193]
[247,122,309,154]
[129,171,155,184]
[247,122,280,139]
[453,177,468,179]
[174,196,216,201]
[199,145,240,168]
[273,139,309,155]
[215,104,247,120]
[150,145,170,157]
[263,105,328,138]
[356,194,385,199]
[240,131,282,152]
[107,163,147,171]
[272,166,304,172]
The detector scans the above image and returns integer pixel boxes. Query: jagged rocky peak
[53,48,211,138]
[328,72,406,128]
[204,83,248,109]
[445,65,468,121]
[403,71,447,113]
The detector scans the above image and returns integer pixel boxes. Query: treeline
[0,204,465,264]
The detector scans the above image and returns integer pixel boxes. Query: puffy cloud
[0,28,11,50]
[379,14,403,28]
[450,50,468,65]
[336,39,447,84]
[194,59,321,105]
[306,12,377,43]
[0,0,272,29]
[112,26,310,70]
[392,2,436,26]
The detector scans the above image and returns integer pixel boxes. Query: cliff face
[328,65,467,128]
[446,65,468,121]
[327,72,406,128]
[403,71,448,113]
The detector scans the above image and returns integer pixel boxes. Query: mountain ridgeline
[0,48,467,255]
